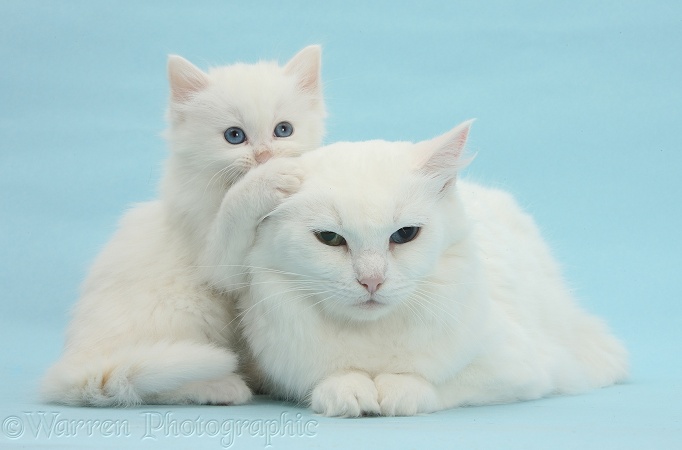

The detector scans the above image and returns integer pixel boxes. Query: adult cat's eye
[390,227,420,244]
[315,231,346,247]
[274,121,294,138]
[224,127,246,144]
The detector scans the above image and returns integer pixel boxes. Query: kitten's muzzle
[254,149,273,164]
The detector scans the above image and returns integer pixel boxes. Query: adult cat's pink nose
[358,276,384,294]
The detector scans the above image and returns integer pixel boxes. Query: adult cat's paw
[374,373,440,416]
[311,371,380,417]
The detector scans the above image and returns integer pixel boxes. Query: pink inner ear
[170,72,208,101]
[168,56,209,102]
[420,119,474,176]
[441,119,473,160]
[284,46,321,93]
[452,125,470,151]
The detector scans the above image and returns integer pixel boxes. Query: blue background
[1,1,680,448]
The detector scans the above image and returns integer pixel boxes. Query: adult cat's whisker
[399,300,429,329]
[410,298,461,339]
[230,285,328,329]
[258,290,334,321]
[210,274,329,291]
[194,264,324,293]
[299,291,340,315]
[411,291,464,322]
[231,289,330,332]
[200,271,294,286]
[193,264,319,280]
[206,270,326,287]
[414,279,482,288]
[412,287,476,312]
[212,279,327,301]
[412,288,463,310]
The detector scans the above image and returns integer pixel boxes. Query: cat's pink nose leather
[255,150,272,164]
[358,276,383,294]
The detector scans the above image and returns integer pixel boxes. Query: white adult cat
[237,120,628,416]
[42,46,325,406]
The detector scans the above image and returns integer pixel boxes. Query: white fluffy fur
[42,46,326,406]
[235,120,628,416]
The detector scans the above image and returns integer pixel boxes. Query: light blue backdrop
[1,1,680,449]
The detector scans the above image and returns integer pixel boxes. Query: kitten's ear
[167,55,209,102]
[418,119,474,184]
[284,45,322,94]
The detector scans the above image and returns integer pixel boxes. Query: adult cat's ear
[284,45,322,95]
[418,119,474,185]
[167,55,209,102]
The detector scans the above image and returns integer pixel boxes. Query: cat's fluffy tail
[41,341,238,406]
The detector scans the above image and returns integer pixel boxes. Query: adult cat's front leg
[200,158,303,290]
[374,373,440,416]
[311,371,381,417]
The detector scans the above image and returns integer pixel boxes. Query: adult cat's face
[252,122,472,322]
[166,46,325,185]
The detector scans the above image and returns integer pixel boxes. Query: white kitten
[41,46,325,406]
[236,120,628,416]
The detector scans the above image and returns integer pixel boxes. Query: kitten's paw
[374,373,440,416]
[163,373,252,405]
[260,158,304,199]
[311,371,380,417]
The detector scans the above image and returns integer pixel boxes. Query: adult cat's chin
[357,299,385,310]
[324,286,420,322]
[329,298,395,322]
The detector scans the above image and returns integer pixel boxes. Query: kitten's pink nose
[358,276,384,294]
[255,150,272,164]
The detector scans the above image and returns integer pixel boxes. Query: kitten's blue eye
[224,127,246,144]
[390,227,420,244]
[315,231,346,246]
[274,121,294,138]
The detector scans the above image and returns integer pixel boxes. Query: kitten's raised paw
[374,373,440,416]
[311,371,380,417]
[161,373,252,405]
[260,158,304,199]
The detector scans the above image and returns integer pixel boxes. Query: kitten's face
[166,46,325,186]
[252,122,472,322]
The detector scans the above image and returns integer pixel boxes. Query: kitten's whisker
[216,165,245,189]
[177,159,228,193]
[203,165,230,194]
